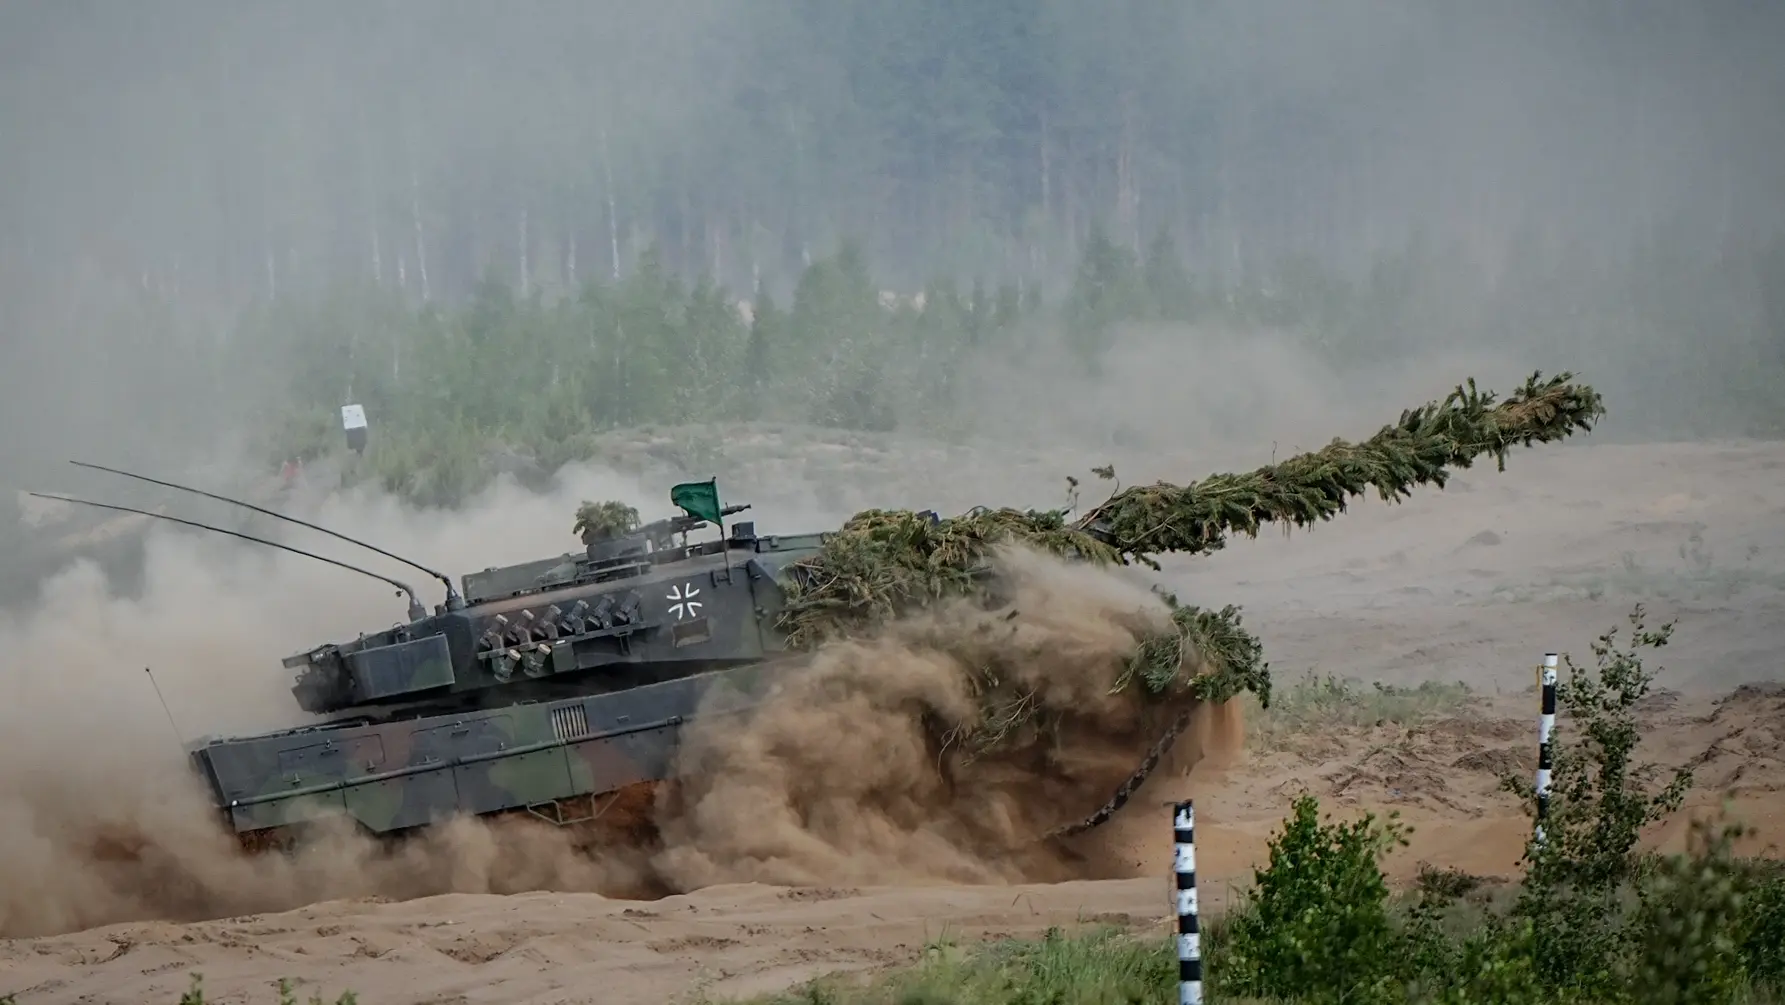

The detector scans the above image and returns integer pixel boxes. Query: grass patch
[183,977,357,1005]
[1248,671,1476,743]
[735,925,1175,1005]
[0,976,360,1005]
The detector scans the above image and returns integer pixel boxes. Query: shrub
[1222,793,1410,1002]
[1631,816,1753,1005]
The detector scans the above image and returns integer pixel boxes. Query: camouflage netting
[574,500,641,543]
[1073,371,1605,565]
[771,370,1605,757]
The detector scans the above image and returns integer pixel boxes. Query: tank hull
[188,661,781,841]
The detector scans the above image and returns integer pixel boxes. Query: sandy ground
[3,434,1784,1005]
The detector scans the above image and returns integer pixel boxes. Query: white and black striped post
[1535,652,1558,846]
[1173,799,1203,1005]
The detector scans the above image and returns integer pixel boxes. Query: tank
[184,484,835,849]
[32,466,841,852]
[37,371,1604,854]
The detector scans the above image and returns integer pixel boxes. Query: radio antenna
[144,667,185,744]
[69,460,463,611]
[29,491,428,622]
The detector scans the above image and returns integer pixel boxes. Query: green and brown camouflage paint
[186,496,827,845]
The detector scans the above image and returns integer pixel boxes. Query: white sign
[666,582,702,620]
[341,404,368,430]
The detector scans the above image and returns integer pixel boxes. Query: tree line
[196,223,1785,509]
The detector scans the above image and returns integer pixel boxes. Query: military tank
[38,467,843,853]
[35,370,1609,857]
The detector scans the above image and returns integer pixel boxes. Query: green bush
[1631,817,1754,1005]
[1742,859,1785,984]
[1222,794,1409,1002]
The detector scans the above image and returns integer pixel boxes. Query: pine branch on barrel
[1074,370,1605,567]
[776,506,1114,649]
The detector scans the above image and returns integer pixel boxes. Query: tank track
[1042,706,1194,842]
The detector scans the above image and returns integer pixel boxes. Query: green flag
[670,479,723,525]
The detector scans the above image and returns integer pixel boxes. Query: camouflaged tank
[53,370,1604,854]
[182,479,822,851]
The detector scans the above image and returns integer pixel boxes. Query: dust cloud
[655,545,1237,890]
[947,324,1532,469]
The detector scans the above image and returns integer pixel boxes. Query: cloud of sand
[652,544,1234,889]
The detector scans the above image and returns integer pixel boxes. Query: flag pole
[712,476,733,583]
[671,478,732,583]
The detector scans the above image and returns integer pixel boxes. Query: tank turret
[277,497,792,720]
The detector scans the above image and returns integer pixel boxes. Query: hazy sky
[4,0,1781,295]
[1,0,1782,496]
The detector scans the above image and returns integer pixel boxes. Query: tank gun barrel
[69,460,464,611]
[1069,370,1605,562]
[28,491,428,622]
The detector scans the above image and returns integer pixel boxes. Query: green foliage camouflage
[572,499,641,544]
[1075,370,1605,565]
[747,371,1604,761]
